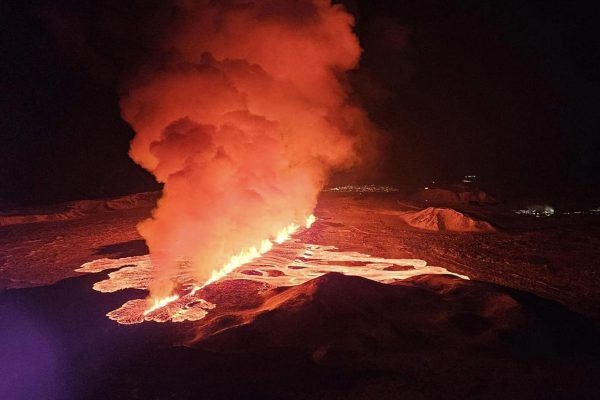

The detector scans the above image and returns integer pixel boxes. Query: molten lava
[77,225,469,325]
[143,294,180,316]
[145,215,316,314]
[305,214,316,228]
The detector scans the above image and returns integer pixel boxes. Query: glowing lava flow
[148,215,317,311]
[274,222,300,244]
[305,214,316,228]
[144,294,180,315]
[77,215,471,325]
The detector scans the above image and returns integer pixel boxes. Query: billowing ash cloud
[119,0,381,297]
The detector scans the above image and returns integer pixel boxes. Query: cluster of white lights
[326,185,399,193]
[513,205,554,217]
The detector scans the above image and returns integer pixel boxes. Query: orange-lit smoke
[119,0,380,297]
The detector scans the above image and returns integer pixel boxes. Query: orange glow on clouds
[119,0,381,301]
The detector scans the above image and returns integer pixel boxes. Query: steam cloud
[119,0,381,297]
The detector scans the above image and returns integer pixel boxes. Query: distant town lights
[462,174,477,183]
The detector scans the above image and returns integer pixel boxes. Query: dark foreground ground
[1,190,599,399]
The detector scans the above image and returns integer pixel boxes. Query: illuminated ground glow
[77,240,468,325]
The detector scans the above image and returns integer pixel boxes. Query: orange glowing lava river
[76,216,468,325]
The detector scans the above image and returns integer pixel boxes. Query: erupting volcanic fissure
[118,0,381,307]
[143,215,314,315]
[77,226,469,325]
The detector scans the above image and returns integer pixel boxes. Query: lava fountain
[118,0,383,308]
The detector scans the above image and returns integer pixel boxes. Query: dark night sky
[1,0,598,205]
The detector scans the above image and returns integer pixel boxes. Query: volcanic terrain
[1,187,599,399]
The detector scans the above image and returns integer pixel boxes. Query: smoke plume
[119,0,381,297]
